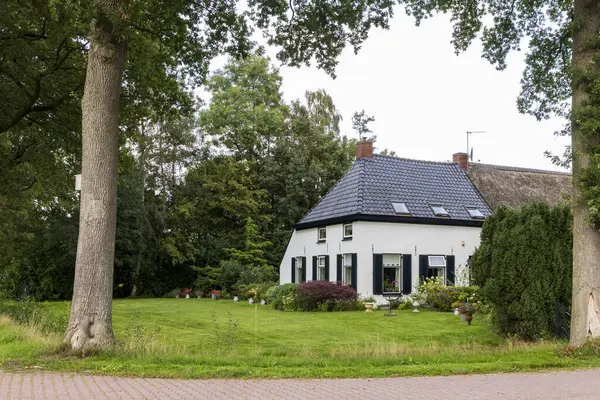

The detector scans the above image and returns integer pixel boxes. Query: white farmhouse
[279,140,570,301]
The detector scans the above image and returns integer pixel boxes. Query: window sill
[342,237,353,241]
[316,240,326,244]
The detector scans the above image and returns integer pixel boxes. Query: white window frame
[295,256,303,283]
[343,223,353,239]
[317,255,327,280]
[343,253,353,286]
[383,254,402,293]
[318,227,327,242]
[428,255,446,284]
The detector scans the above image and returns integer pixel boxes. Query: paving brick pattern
[1,369,600,399]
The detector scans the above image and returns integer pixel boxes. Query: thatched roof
[467,163,571,210]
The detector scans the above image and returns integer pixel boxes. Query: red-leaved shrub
[295,281,358,311]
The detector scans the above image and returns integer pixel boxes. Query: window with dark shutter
[419,255,429,281]
[301,257,307,282]
[336,255,343,282]
[351,253,358,291]
[373,254,383,295]
[446,255,455,285]
[324,256,330,281]
[291,257,296,283]
[402,254,412,294]
[312,256,317,281]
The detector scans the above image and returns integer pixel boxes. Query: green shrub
[471,203,572,340]
[267,283,298,311]
[166,288,182,298]
[416,277,478,312]
[236,282,274,301]
[218,260,244,292]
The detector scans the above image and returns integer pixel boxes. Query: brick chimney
[453,152,469,169]
[356,140,373,159]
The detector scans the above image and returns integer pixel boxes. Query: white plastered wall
[279,221,482,297]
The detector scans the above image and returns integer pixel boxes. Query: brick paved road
[1,369,599,399]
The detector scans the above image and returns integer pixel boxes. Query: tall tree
[65,0,395,350]
[397,0,599,347]
[200,56,355,265]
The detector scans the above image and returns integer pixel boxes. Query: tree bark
[65,1,127,350]
[569,0,600,348]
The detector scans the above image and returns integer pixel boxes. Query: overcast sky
[209,9,571,172]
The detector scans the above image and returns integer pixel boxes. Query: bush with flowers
[416,277,479,312]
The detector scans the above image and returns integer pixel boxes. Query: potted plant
[362,296,376,312]
[383,280,400,293]
[458,301,477,325]
[410,293,424,313]
[210,289,221,300]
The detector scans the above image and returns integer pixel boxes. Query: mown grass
[1,298,600,379]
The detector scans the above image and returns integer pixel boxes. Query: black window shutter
[312,256,318,281]
[336,254,343,282]
[325,256,330,281]
[419,254,429,282]
[373,254,383,295]
[446,255,455,285]
[291,258,296,283]
[351,253,358,291]
[301,257,307,282]
[402,254,412,294]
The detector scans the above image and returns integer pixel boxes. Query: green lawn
[1,298,599,379]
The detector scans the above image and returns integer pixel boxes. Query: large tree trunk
[569,0,600,348]
[65,1,127,350]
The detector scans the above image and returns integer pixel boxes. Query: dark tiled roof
[300,155,492,224]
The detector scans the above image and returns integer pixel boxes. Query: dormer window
[430,204,449,217]
[392,202,410,215]
[466,207,485,219]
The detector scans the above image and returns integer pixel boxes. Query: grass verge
[1,298,599,379]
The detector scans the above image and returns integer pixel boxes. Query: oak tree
[398,0,599,347]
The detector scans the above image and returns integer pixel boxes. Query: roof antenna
[466,130,486,167]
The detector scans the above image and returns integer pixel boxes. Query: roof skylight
[392,202,410,215]
[467,207,485,219]
[430,204,449,217]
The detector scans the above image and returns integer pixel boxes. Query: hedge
[471,202,572,340]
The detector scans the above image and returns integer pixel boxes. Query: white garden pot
[412,301,420,313]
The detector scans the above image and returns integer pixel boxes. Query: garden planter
[364,302,374,312]
[233,296,239,302]
[211,293,217,301]
[412,301,420,313]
